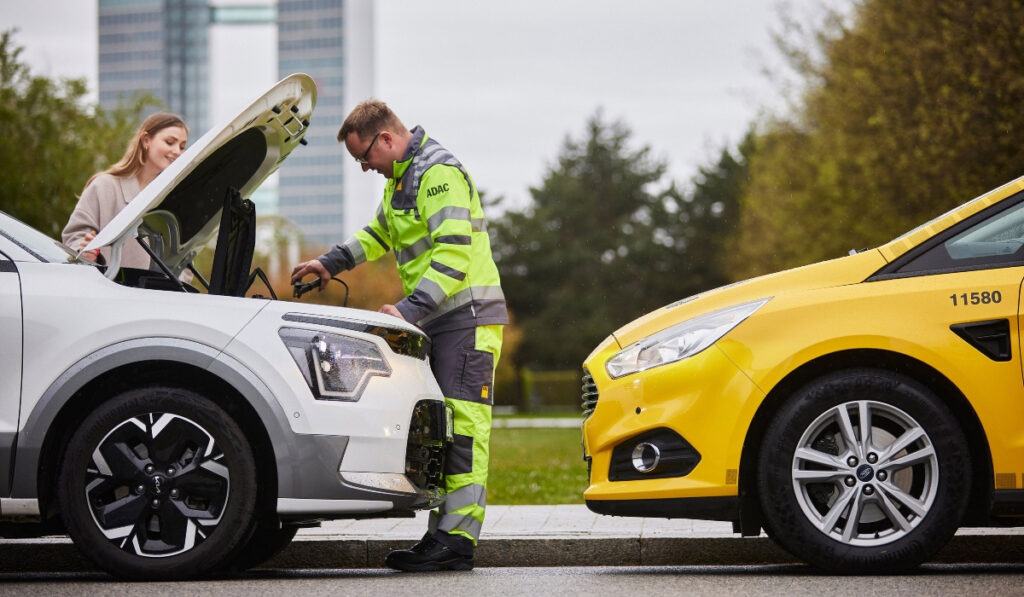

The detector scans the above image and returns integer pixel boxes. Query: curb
[4,533,1024,573]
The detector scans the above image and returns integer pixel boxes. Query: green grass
[487,427,588,505]
[492,410,579,419]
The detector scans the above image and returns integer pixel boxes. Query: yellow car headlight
[605,298,771,379]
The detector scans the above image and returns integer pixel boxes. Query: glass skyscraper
[96,0,375,248]
[276,0,374,247]
[98,0,211,134]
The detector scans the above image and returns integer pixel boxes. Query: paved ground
[5,504,1024,572]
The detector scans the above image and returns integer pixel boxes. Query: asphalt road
[2,564,1024,596]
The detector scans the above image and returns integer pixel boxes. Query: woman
[63,112,188,268]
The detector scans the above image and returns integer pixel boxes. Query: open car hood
[85,73,317,278]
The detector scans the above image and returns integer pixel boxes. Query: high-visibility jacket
[319,126,508,334]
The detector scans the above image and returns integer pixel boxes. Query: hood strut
[207,187,277,300]
[136,236,189,292]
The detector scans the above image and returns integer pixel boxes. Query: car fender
[10,337,298,502]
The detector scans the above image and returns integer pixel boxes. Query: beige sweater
[62,173,152,270]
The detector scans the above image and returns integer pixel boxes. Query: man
[291,100,507,572]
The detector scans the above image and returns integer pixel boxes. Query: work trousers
[426,324,503,546]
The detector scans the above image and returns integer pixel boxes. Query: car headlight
[605,298,770,379]
[279,328,392,401]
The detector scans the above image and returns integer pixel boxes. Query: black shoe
[385,534,474,572]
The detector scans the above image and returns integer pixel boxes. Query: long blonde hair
[85,112,188,189]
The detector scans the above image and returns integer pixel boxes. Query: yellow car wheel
[757,368,970,573]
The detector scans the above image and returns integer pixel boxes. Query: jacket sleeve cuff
[318,244,356,275]
[395,291,437,325]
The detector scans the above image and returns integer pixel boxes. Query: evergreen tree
[490,114,749,370]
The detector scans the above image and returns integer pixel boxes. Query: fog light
[610,428,701,481]
[631,442,661,473]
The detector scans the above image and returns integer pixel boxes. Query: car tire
[757,368,970,573]
[57,386,258,580]
[219,519,299,572]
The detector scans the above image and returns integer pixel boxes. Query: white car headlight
[605,298,771,379]
[280,328,392,401]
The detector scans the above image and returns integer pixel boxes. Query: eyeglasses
[355,132,380,164]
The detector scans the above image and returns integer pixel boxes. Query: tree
[0,30,157,236]
[729,0,1024,278]
[490,114,748,371]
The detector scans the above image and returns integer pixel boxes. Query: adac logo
[426,183,449,197]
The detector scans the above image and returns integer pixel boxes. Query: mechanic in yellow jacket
[291,100,507,571]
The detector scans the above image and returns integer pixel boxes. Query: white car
[0,74,450,580]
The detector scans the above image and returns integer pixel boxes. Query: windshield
[0,211,86,264]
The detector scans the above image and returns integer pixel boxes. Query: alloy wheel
[791,399,938,547]
[85,412,231,557]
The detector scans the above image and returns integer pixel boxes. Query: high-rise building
[276,0,374,247]
[97,0,375,248]
[98,0,211,134]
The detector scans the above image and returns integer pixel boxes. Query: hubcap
[84,412,231,558]
[791,400,939,547]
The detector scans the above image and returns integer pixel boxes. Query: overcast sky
[0,1,844,211]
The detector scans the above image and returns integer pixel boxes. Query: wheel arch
[736,348,993,534]
[14,338,288,526]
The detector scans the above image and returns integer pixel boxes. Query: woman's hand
[78,230,100,262]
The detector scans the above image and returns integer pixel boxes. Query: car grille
[405,400,448,501]
[581,368,599,418]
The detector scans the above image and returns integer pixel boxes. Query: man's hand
[379,304,405,320]
[290,259,330,290]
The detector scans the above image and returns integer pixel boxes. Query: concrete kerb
[4,534,1024,573]
[5,517,1024,573]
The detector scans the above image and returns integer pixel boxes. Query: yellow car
[582,175,1024,572]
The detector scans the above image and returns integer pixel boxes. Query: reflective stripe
[436,513,483,541]
[416,276,448,305]
[427,206,471,233]
[419,144,444,166]
[420,286,506,325]
[442,484,486,513]
[430,260,466,281]
[362,225,388,251]
[344,237,366,266]
[471,218,487,233]
[396,235,433,265]
[435,234,471,246]
[392,132,476,209]
[376,204,389,233]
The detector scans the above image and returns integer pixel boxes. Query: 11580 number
[950,291,1002,306]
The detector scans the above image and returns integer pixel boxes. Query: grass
[486,427,589,505]
[492,410,579,419]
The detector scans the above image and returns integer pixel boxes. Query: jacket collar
[391,125,428,181]
[117,174,140,205]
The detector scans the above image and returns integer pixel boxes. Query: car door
[0,251,22,496]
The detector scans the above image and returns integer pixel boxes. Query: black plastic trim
[609,427,701,481]
[950,319,1012,362]
[0,431,15,496]
[0,259,16,273]
[586,496,739,521]
[992,489,1024,517]
[403,400,448,508]
[283,313,430,360]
